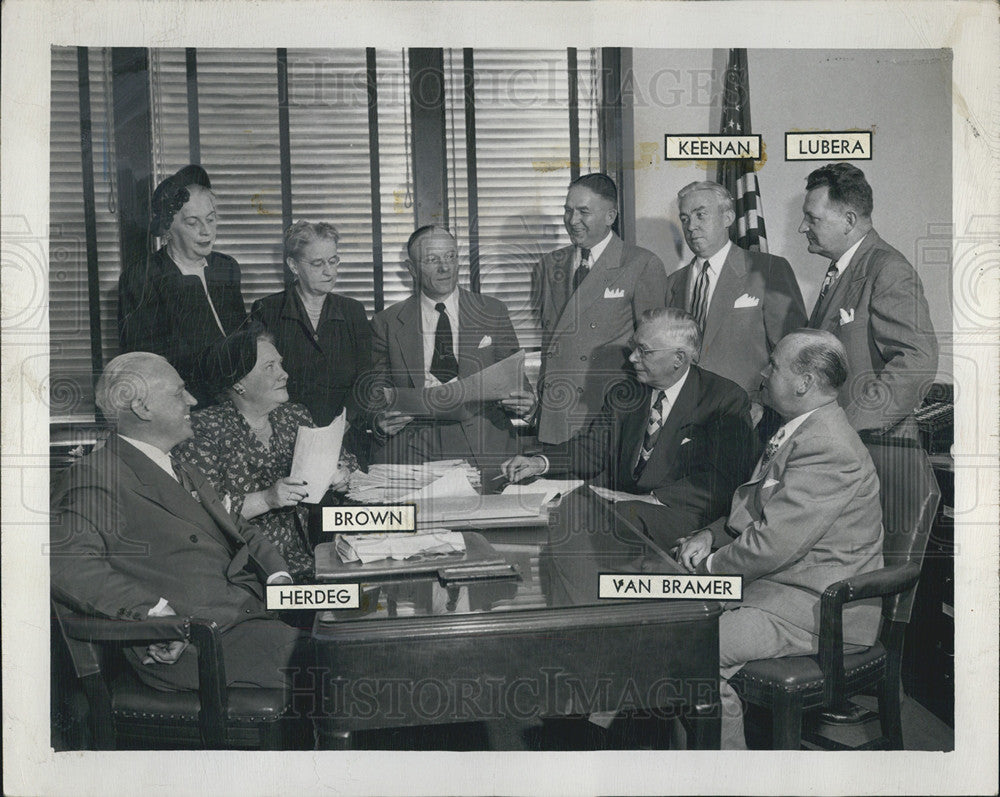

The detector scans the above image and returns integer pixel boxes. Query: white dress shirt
[687,238,732,314]
[831,235,866,280]
[576,229,614,277]
[420,289,461,387]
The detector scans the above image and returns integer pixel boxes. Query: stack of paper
[336,530,466,565]
[346,460,481,504]
[413,492,549,530]
[589,485,662,505]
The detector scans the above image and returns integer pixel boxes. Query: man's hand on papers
[675,529,713,573]
[501,455,547,483]
[265,477,309,509]
[376,410,415,437]
[499,389,536,417]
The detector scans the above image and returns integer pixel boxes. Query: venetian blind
[49,46,122,421]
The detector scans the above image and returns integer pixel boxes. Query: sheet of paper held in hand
[589,484,662,505]
[289,413,346,503]
[384,350,525,419]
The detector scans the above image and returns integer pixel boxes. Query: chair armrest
[61,614,193,644]
[817,562,921,706]
[59,613,229,747]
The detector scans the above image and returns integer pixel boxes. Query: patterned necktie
[690,259,711,329]
[816,261,839,306]
[760,427,786,469]
[430,302,459,383]
[633,390,666,479]
[572,247,591,291]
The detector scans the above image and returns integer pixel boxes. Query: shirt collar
[419,289,460,321]
[653,365,690,407]
[284,286,346,324]
[695,239,732,274]
[833,236,866,277]
[772,407,820,450]
[118,434,178,481]
[581,230,614,265]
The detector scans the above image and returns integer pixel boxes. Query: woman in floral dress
[174,325,356,579]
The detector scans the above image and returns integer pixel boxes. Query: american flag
[716,48,768,253]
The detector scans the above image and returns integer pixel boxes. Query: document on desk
[501,479,584,506]
[289,412,346,503]
[384,350,525,419]
[401,469,479,501]
[413,492,549,529]
[589,485,663,505]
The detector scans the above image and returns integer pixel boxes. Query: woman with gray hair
[118,165,247,405]
[250,221,372,431]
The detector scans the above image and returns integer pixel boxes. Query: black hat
[197,324,263,398]
[150,165,212,236]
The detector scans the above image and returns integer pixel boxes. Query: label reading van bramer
[322,504,416,533]
[785,131,872,160]
[266,583,360,610]
[664,134,761,160]
[598,573,743,600]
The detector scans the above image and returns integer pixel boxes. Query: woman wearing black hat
[118,165,247,404]
[173,326,358,579]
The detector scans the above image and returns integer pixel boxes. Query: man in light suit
[50,352,304,692]
[368,225,534,470]
[503,308,757,548]
[800,163,938,441]
[665,181,807,424]
[677,330,884,749]
[536,173,668,444]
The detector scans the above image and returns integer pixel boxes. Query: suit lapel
[702,247,746,353]
[547,246,575,324]
[652,366,699,458]
[666,263,691,310]
[554,234,626,331]
[394,296,424,386]
[619,384,653,482]
[812,230,877,328]
[456,289,484,378]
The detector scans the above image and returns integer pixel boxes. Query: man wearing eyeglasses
[367,225,535,470]
[503,307,757,548]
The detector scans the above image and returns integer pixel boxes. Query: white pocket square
[839,308,855,325]
[478,335,492,348]
[680,437,692,445]
[762,478,780,489]
[733,293,760,308]
[603,287,625,299]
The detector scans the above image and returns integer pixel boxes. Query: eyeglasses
[418,252,459,266]
[627,339,675,358]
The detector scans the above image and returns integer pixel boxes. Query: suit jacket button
[590,322,598,329]
[245,608,252,614]
[580,355,587,361]
[577,387,584,395]
[189,534,198,543]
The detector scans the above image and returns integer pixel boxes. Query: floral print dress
[174,400,356,579]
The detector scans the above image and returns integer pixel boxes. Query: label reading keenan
[665,134,761,160]
[599,573,743,600]
[323,504,416,533]
[266,583,359,610]
[785,131,872,161]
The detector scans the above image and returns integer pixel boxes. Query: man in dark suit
[535,173,668,444]
[368,225,534,470]
[677,330,884,749]
[665,181,807,425]
[50,352,304,692]
[503,308,757,548]
[800,163,938,441]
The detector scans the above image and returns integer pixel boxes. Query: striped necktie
[690,259,711,329]
[759,427,786,472]
[816,261,839,305]
[633,390,666,479]
[572,247,591,291]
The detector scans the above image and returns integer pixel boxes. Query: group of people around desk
[52,159,938,749]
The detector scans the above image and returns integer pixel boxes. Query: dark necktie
[633,390,666,480]
[572,247,592,291]
[430,302,459,383]
[816,261,839,305]
[690,260,711,329]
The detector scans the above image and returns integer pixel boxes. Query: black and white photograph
[2,2,997,795]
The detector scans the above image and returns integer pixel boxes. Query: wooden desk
[312,490,722,749]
